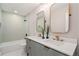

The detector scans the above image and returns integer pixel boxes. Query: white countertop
[26,36,77,56]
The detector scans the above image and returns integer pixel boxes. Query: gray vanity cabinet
[26,39,67,56]
[26,39,48,56]
[30,40,47,56]
[26,39,31,56]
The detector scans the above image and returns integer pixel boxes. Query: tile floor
[0,45,27,56]
[0,39,27,56]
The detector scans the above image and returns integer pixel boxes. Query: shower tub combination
[0,39,27,56]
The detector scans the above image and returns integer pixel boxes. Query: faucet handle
[55,36,59,41]
[53,32,64,41]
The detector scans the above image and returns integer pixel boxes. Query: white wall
[26,3,79,38]
[24,17,30,35]
[1,11,26,43]
[60,4,79,38]
[0,9,1,22]
[0,9,2,43]
[26,4,52,35]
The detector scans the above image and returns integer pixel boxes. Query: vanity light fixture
[68,3,71,16]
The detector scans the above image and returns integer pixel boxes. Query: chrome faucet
[53,32,63,41]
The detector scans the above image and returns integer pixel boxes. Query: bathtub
[0,39,27,56]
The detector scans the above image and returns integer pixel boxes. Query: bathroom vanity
[26,36,77,56]
[26,3,77,56]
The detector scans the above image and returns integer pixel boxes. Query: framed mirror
[50,3,70,40]
[36,11,45,33]
[50,3,69,33]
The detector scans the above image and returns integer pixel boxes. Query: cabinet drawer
[30,40,47,56]
[48,49,65,56]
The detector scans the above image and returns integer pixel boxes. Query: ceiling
[0,3,41,16]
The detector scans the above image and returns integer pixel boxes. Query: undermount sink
[42,36,77,46]
[43,38,64,46]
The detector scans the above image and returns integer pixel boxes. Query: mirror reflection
[50,3,69,33]
[36,11,45,35]
[50,3,69,41]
